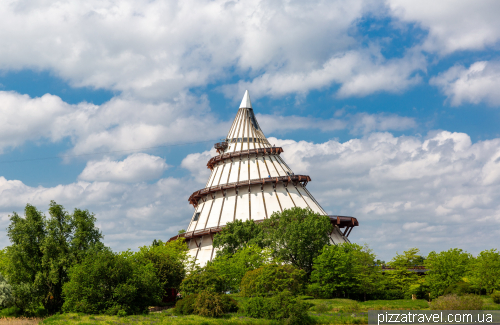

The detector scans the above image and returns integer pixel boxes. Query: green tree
[240,264,306,297]
[425,248,471,298]
[468,249,500,294]
[309,243,358,298]
[384,248,423,295]
[352,245,383,301]
[62,248,162,315]
[136,238,189,291]
[261,207,332,277]
[209,245,273,293]
[5,202,103,314]
[179,266,225,296]
[213,219,264,257]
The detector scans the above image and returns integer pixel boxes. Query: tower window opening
[193,212,200,221]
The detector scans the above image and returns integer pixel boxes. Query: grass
[3,296,496,325]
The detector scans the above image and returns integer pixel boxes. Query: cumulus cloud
[0,175,195,250]
[222,50,425,100]
[0,0,386,99]
[0,91,229,154]
[0,90,417,155]
[181,149,217,184]
[79,153,169,183]
[387,0,500,54]
[258,112,416,136]
[270,131,500,259]
[430,61,500,106]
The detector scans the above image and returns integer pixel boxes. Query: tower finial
[239,90,252,108]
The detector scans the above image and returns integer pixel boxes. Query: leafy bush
[174,294,198,315]
[240,264,305,297]
[491,291,500,304]
[62,248,162,315]
[443,282,474,296]
[430,294,483,310]
[179,266,224,296]
[175,292,238,317]
[194,291,238,317]
[243,290,313,325]
[0,273,13,308]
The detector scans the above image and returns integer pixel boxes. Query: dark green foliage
[0,273,13,308]
[5,202,103,315]
[136,238,189,290]
[213,219,264,257]
[491,291,500,304]
[443,282,474,296]
[425,248,471,298]
[243,290,313,325]
[261,207,332,278]
[373,289,405,300]
[179,266,224,296]
[62,248,162,315]
[174,294,198,315]
[240,264,306,297]
[174,292,238,317]
[309,244,358,298]
[430,294,483,310]
[194,291,238,317]
[468,249,500,294]
[208,245,272,293]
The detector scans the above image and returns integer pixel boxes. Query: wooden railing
[188,175,311,207]
[167,215,359,242]
[207,147,284,170]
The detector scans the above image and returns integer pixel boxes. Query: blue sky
[0,0,499,261]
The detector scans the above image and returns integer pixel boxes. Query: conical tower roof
[168,90,358,266]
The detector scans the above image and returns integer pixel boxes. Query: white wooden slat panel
[235,191,250,222]
[227,161,239,183]
[250,185,266,221]
[249,155,260,180]
[263,184,281,216]
[205,192,224,228]
[275,183,295,210]
[219,189,236,226]
[239,158,249,182]
[194,197,212,231]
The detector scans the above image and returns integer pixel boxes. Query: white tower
[169,90,358,266]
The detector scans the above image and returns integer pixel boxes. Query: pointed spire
[239,90,252,108]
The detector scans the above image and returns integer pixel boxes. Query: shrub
[175,292,238,317]
[491,291,500,304]
[0,273,13,308]
[62,249,162,315]
[430,294,483,310]
[443,282,474,296]
[174,294,198,315]
[179,267,224,296]
[194,291,238,317]
[240,264,305,297]
[243,290,313,325]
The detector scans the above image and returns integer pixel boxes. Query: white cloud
[222,49,425,100]
[271,131,500,259]
[387,0,500,54]
[0,175,195,250]
[0,90,417,155]
[79,153,169,183]
[0,91,229,154]
[181,149,217,184]
[430,61,500,106]
[0,0,382,99]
